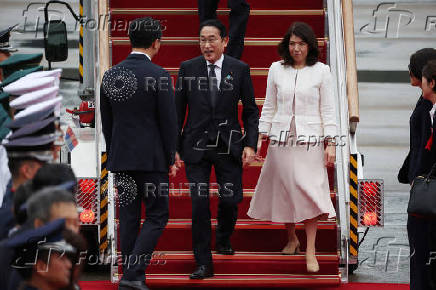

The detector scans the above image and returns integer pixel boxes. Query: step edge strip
[110,9,325,16]
[111,37,327,47]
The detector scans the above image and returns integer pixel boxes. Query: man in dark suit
[100,17,178,290]
[175,19,259,279]
[198,0,249,59]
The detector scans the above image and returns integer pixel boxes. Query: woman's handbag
[408,163,436,217]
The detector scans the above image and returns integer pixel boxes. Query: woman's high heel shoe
[306,253,320,273]
[281,240,300,255]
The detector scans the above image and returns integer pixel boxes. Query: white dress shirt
[131,51,151,61]
[206,54,224,88]
[430,104,436,125]
[0,146,11,207]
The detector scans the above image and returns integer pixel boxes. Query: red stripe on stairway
[109,0,325,10]
[109,12,325,38]
[116,219,338,252]
[111,39,327,67]
[79,281,410,290]
[115,273,342,288]
[116,251,339,275]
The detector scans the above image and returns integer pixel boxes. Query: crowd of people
[0,26,85,290]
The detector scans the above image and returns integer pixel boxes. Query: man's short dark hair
[199,19,227,38]
[422,60,436,93]
[8,157,42,178]
[128,17,162,49]
[409,48,436,79]
[32,163,77,193]
[27,187,76,224]
[278,22,319,67]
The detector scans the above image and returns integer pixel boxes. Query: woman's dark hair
[422,60,436,93]
[409,48,436,79]
[199,19,227,38]
[128,17,162,49]
[278,22,319,66]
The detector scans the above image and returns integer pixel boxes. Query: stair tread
[144,273,340,278]
[118,273,342,285]
[109,0,324,10]
[135,251,339,260]
[116,219,337,229]
[111,37,327,46]
[110,8,325,15]
[167,189,336,195]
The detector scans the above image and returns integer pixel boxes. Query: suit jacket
[0,180,13,240]
[175,55,259,163]
[100,53,177,172]
[259,61,337,143]
[405,97,434,182]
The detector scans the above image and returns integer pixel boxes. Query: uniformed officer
[0,25,18,64]
[2,218,76,290]
[0,56,45,207]
[5,187,80,290]
[0,69,63,240]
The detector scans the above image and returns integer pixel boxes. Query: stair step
[165,190,336,219]
[111,38,327,67]
[168,161,335,191]
[109,0,324,10]
[116,220,338,252]
[110,9,325,38]
[115,273,341,288]
[138,251,339,275]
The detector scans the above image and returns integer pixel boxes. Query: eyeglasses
[200,38,220,45]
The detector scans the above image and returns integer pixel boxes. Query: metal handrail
[95,0,115,282]
[327,0,352,283]
[342,0,360,133]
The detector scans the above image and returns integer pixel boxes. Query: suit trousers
[407,214,436,290]
[118,171,169,281]
[185,142,243,265]
[198,0,250,59]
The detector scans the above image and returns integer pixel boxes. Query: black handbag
[408,163,436,217]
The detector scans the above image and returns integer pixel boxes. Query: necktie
[208,64,218,108]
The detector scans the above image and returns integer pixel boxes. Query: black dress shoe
[190,265,214,279]
[216,243,235,255]
[118,280,150,290]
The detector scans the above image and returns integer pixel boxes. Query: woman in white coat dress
[247,22,337,273]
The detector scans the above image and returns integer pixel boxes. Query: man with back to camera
[100,17,178,290]
[198,0,249,59]
[175,19,259,279]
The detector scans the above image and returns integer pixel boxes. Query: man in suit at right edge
[175,19,259,279]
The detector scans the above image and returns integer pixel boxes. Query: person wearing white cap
[0,69,63,240]
[9,86,59,110]
[3,76,58,96]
